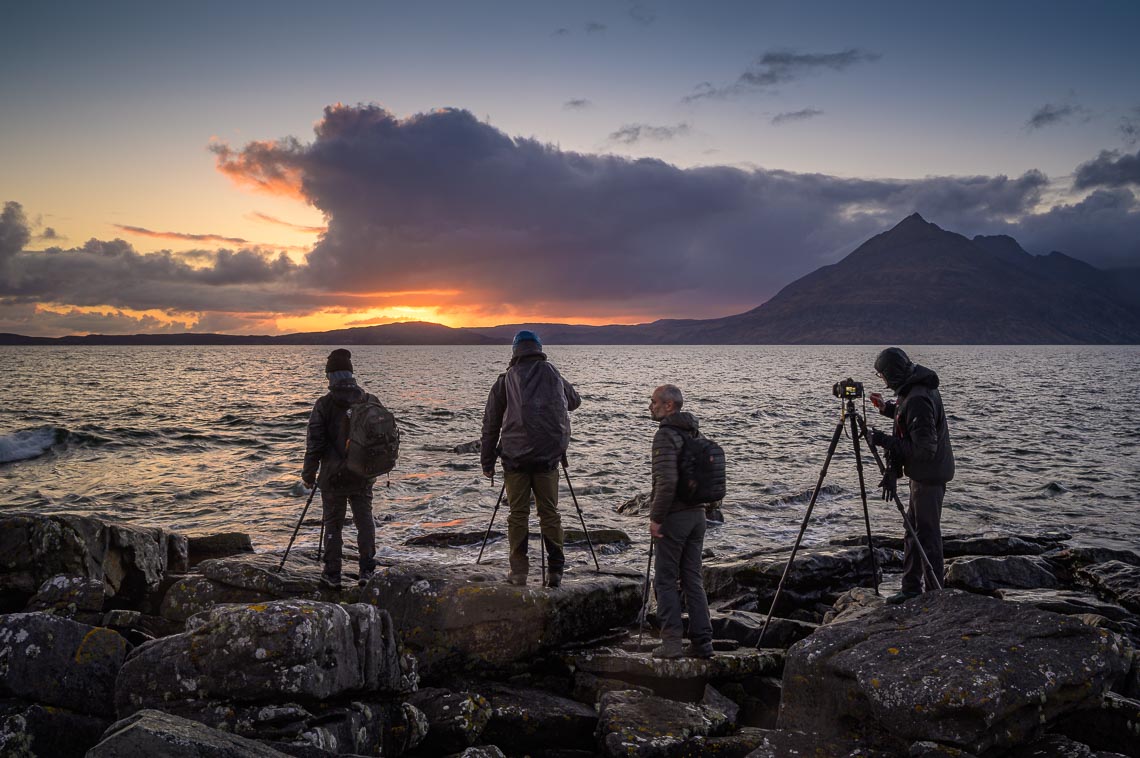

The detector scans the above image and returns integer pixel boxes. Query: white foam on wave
[0,426,60,464]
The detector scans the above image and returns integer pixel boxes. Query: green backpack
[344,398,400,478]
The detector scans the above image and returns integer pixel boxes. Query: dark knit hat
[512,330,541,349]
[325,348,353,375]
[874,347,913,390]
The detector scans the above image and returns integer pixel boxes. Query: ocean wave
[768,484,846,507]
[0,426,66,463]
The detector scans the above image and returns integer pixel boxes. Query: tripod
[757,394,942,646]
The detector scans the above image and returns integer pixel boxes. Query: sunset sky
[2,0,1139,336]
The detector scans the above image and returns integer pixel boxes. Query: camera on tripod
[832,377,864,400]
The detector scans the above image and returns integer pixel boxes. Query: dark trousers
[321,488,375,580]
[902,480,945,593]
[504,469,564,576]
[654,507,712,646]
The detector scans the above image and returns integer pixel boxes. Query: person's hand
[650,521,663,540]
[878,470,898,502]
[483,467,495,480]
[870,392,884,411]
[302,477,315,489]
[870,429,890,448]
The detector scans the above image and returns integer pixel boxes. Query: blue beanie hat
[512,330,542,349]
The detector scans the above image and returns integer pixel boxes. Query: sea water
[1,345,1137,571]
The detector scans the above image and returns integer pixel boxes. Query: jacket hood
[329,376,367,406]
[875,347,913,391]
[660,411,699,433]
[898,363,940,393]
[508,350,548,367]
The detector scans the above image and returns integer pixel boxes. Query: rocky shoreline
[1,511,1138,757]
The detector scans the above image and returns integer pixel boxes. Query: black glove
[869,428,889,447]
[878,469,898,502]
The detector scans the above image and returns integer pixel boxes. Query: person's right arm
[480,375,506,476]
[649,426,681,524]
[302,399,326,486]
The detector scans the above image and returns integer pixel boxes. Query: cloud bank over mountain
[3,104,1139,335]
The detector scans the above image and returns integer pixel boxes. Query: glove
[878,469,898,502]
[302,476,315,489]
[869,428,890,448]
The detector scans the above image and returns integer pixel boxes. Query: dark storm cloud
[772,108,824,126]
[209,104,1075,318]
[999,188,1140,270]
[585,22,607,34]
[608,122,691,144]
[1,202,31,262]
[1073,149,1140,189]
[685,48,880,102]
[1025,103,1085,130]
[38,227,62,240]
[563,99,593,110]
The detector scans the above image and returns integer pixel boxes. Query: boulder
[159,574,279,623]
[699,726,770,757]
[0,612,127,717]
[476,682,598,754]
[564,528,631,545]
[1050,692,1140,757]
[710,609,817,648]
[116,600,408,717]
[616,492,650,516]
[945,555,1061,593]
[833,531,1069,558]
[1078,561,1140,614]
[406,531,501,547]
[187,532,254,567]
[0,699,111,758]
[405,687,491,754]
[702,684,739,728]
[448,747,506,758]
[0,513,173,605]
[1049,546,1140,570]
[1003,733,1130,757]
[702,546,885,607]
[87,708,290,757]
[995,588,1134,622]
[359,562,641,679]
[158,554,327,622]
[740,728,896,758]
[777,590,1132,754]
[569,647,783,701]
[596,689,730,757]
[26,574,105,621]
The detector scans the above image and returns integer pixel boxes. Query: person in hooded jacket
[481,331,581,587]
[302,348,380,589]
[869,347,955,604]
[647,383,714,659]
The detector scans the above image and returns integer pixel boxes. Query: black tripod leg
[858,417,943,591]
[562,459,600,571]
[759,417,846,647]
[476,483,507,565]
[848,409,881,595]
[638,540,654,649]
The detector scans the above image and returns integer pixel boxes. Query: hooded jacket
[881,364,955,484]
[649,411,706,522]
[480,349,581,473]
[303,377,378,493]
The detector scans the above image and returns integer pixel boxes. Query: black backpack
[675,431,726,505]
[344,397,400,478]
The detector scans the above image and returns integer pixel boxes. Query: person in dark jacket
[302,348,380,589]
[869,347,955,604]
[481,331,581,587]
[648,384,713,659]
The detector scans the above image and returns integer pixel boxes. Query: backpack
[344,397,400,478]
[675,432,726,506]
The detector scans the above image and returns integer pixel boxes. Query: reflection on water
[1,344,1138,571]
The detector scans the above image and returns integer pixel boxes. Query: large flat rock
[88,709,290,757]
[777,589,1132,754]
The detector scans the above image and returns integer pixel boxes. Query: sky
[2,0,1139,337]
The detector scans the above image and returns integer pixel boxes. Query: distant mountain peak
[893,212,940,233]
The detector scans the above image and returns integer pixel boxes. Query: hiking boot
[319,575,342,591]
[689,643,715,659]
[505,573,528,586]
[544,571,563,588]
[652,640,684,659]
[357,569,375,587]
[886,590,920,605]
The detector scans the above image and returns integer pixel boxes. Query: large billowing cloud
[209,104,1057,319]
[1073,149,1140,190]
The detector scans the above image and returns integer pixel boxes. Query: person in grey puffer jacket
[481,331,581,587]
[302,348,380,589]
[647,384,713,659]
[869,347,955,604]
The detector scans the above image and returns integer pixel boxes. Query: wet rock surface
[406,687,491,754]
[187,531,255,567]
[1078,561,1140,614]
[476,681,598,754]
[87,708,291,757]
[25,573,105,622]
[0,698,111,758]
[778,590,1133,754]
[596,689,731,757]
[946,554,1061,592]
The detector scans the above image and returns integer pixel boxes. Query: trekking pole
[476,482,507,564]
[540,529,546,586]
[561,456,600,571]
[637,540,654,650]
[317,520,325,562]
[279,483,319,571]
